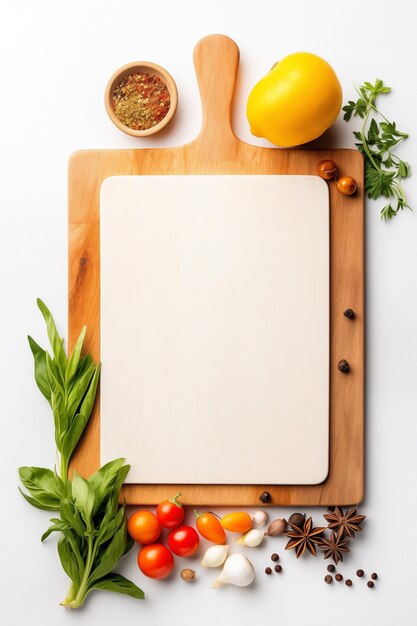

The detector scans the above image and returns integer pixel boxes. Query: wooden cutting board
[68,34,364,506]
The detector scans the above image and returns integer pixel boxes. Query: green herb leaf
[88,526,128,584]
[89,573,144,600]
[58,536,82,586]
[18,466,61,511]
[41,519,70,542]
[88,458,129,516]
[343,79,411,220]
[65,326,87,389]
[36,299,67,380]
[27,336,51,402]
[72,471,95,529]
[60,363,101,467]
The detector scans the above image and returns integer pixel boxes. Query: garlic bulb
[213,553,255,588]
[201,544,228,568]
[252,510,268,527]
[237,528,264,547]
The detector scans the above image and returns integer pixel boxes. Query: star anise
[324,506,366,539]
[285,516,326,558]
[318,531,350,564]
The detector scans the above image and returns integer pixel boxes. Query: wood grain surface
[68,34,364,506]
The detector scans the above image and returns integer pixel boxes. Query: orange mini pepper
[220,512,252,533]
[194,510,226,544]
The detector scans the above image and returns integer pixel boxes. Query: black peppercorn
[371,572,378,580]
[345,579,352,587]
[274,564,282,573]
[335,573,343,582]
[356,569,364,577]
[343,308,355,319]
[367,580,374,588]
[265,567,272,575]
[327,564,336,573]
[338,359,350,373]
[259,491,272,503]
[271,553,279,562]
[324,575,333,584]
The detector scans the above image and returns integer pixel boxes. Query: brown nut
[265,518,287,536]
[318,159,338,180]
[337,176,357,196]
[180,568,196,582]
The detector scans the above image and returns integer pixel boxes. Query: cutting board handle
[193,34,240,151]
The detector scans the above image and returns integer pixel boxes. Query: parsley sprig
[343,79,411,220]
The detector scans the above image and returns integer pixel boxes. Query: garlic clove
[237,528,264,547]
[213,553,255,588]
[251,510,268,527]
[201,544,228,568]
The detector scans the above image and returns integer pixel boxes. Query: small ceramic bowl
[105,61,178,137]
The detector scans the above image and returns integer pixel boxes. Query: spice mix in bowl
[105,61,178,136]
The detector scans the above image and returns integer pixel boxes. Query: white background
[1,1,417,625]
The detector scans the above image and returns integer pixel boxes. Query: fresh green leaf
[60,364,101,467]
[65,326,86,389]
[89,573,144,600]
[88,526,127,584]
[88,458,129,516]
[58,536,82,586]
[72,472,95,528]
[36,299,67,379]
[27,336,51,402]
[18,466,61,511]
[41,520,70,542]
[60,498,86,537]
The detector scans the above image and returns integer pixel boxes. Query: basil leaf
[89,574,144,600]
[65,361,95,420]
[18,466,61,510]
[72,472,95,528]
[61,364,101,463]
[27,336,51,402]
[64,529,86,575]
[41,519,70,542]
[45,352,65,397]
[57,536,81,586]
[95,506,125,547]
[88,458,128,516]
[37,299,67,380]
[65,326,86,389]
[88,526,127,584]
[60,498,86,537]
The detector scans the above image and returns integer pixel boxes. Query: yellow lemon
[246,52,342,147]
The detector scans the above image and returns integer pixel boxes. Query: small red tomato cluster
[128,493,199,579]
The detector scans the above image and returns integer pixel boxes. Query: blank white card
[100,175,329,484]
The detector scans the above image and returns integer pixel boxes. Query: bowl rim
[104,61,178,137]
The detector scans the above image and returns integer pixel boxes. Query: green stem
[361,107,383,174]
[62,534,97,609]
[61,580,77,606]
[60,454,69,481]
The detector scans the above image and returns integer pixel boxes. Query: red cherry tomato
[137,544,174,579]
[156,492,185,529]
[168,525,200,557]
[127,510,161,545]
